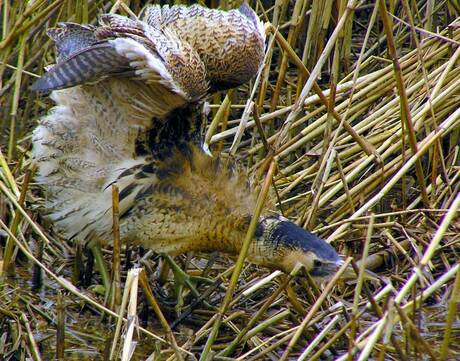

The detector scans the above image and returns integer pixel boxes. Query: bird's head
[251,215,342,277]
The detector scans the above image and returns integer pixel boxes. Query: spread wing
[31,15,208,117]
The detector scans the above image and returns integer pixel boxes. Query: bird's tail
[32,79,153,241]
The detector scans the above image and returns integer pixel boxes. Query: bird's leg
[163,255,213,315]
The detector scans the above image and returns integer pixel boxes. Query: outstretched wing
[31,15,208,116]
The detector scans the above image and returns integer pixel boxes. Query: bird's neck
[188,215,284,270]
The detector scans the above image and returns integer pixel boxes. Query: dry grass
[1,0,459,360]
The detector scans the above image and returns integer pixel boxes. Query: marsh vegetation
[0,0,459,360]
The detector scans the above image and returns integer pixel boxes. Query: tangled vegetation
[0,0,459,360]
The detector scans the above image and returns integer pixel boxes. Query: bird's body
[33,4,341,276]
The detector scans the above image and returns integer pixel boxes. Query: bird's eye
[313,259,322,268]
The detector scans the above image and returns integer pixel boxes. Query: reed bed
[0,0,459,360]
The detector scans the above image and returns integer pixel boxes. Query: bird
[31,3,342,278]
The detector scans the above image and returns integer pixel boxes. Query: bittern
[32,4,342,279]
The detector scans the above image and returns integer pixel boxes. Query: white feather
[32,82,154,242]
[109,38,186,97]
